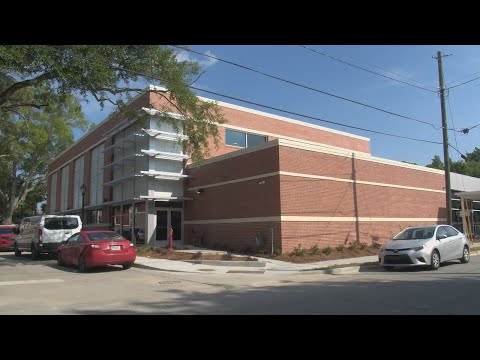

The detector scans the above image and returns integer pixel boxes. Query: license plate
[110,245,121,250]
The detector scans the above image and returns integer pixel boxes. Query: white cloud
[175,49,218,68]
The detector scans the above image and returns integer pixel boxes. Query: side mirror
[437,234,447,240]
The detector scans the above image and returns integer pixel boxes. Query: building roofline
[148,85,370,142]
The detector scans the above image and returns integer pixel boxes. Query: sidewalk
[133,243,480,275]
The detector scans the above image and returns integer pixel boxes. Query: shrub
[370,241,381,249]
[309,244,321,255]
[359,242,368,250]
[221,252,233,260]
[291,244,306,256]
[191,251,203,259]
[322,246,332,255]
[273,248,282,256]
[335,244,345,251]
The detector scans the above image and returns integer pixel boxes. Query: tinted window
[44,218,63,230]
[247,133,266,147]
[63,218,79,229]
[86,232,126,241]
[445,226,459,237]
[67,234,80,243]
[0,228,15,235]
[44,217,79,230]
[225,129,245,148]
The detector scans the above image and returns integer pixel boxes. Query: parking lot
[2,251,480,314]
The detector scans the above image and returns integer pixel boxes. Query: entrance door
[156,209,182,241]
[156,210,168,241]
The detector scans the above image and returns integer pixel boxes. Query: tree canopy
[426,148,480,178]
[0,45,227,224]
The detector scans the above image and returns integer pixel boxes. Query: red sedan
[57,231,136,272]
[0,225,17,251]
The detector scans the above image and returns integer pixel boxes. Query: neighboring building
[46,86,478,253]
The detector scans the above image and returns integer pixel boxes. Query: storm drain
[226,270,265,274]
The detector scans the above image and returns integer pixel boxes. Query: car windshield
[393,227,436,240]
[0,228,15,235]
[86,232,126,241]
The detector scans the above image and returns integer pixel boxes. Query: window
[225,129,266,148]
[60,166,69,212]
[437,227,448,238]
[90,144,104,206]
[87,209,103,224]
[445,226,459,237]
[225,129,246,148]
[73,156,84,209]
[50,172,57,213]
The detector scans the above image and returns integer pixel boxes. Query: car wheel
[57,251,65,267]
[122,263,132,270]
[460,246,470,264]
[14,245,21,257]
[430,250,440,270]
[31,246,40,260]
[383,266,395,271]
[78,255,87,273]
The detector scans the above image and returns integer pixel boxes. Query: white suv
[14,215,82,259]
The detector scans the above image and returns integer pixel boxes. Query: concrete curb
[132,263,190,273]
[183,260,266,267]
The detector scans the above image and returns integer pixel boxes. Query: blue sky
[80,45,480,166]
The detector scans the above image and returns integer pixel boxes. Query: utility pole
[434,50,452,225]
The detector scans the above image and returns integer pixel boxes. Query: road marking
[0,279,64,286]
[0,257,6,261]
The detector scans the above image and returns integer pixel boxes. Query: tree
[426,155,444,170]
[0,45,226,163]
[0,86,87,224]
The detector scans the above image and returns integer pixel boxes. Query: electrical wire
[172,45,440,129]
[190,85,443,145]
[300,45,438,93]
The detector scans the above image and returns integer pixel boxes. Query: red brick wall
[278,146,444,190]
[48,93,149,173]
[148,92,371,159]
[184,222,282,253]
[186,145,280,190]
[280,221,441,253]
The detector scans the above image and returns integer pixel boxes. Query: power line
[45,45,444,145]
[344,53,437,90]
[447,75,480,90]
[190,85,443,145]
[172,45,441,130]
[300,45,438,93]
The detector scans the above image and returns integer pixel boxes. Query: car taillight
[90,244,100,249]
[38,228,42,242]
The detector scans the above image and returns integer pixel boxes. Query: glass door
[156,210,168,241]
[171,210,182,241]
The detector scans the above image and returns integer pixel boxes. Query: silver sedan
[379,225,470,270]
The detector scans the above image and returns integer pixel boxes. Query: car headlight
[412,246,424,252]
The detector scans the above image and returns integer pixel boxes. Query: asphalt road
[1,251,480,314]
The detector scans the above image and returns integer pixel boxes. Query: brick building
[47,85,460,253]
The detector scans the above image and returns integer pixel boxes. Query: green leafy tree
[0,45,226,163]
[426,155,444,170]
[0,86,87,224]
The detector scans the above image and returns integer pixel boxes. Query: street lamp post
[80,184,87,225]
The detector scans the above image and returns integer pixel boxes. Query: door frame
[155,207,183,243]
